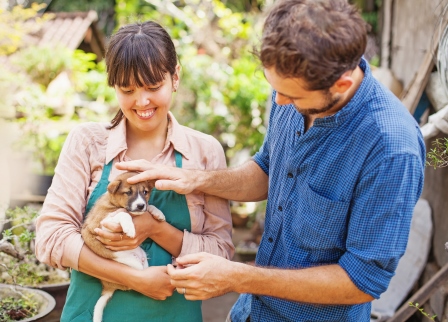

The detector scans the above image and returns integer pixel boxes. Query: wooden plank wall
[382,0,448,269]
[383,0,448,89]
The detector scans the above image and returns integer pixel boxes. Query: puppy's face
[107,172,155,215]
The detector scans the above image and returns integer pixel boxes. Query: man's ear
[107,180,122,194]
[332,70,354,94]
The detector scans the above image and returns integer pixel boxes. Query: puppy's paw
[121,222,136,238]
[148,205,166,221]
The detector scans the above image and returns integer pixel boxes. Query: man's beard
[295,90,342,116]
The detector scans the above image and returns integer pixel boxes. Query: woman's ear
[172,64,181,92]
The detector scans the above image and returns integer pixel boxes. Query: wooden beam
[399,13,448,114]
[399,46,436,114]
[380,0,393,68]
[386,262,448,322]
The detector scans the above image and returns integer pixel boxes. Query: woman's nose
[136,89,151,107]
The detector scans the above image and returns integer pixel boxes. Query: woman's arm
[96,214,184,257]
[177,139,234,259]
[78,245,174,300]
[35,124,100,270]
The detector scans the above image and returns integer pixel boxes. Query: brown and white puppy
[81,171,165,322]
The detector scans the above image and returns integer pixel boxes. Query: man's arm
[116,159,268,202]
[167,252,373,304]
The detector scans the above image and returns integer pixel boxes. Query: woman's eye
[120,88,134,94]
[147,86,161,91]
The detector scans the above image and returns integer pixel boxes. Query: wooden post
[386,263,448,322]
[380,0,393,69]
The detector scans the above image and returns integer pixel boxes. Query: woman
[35,21,234,321]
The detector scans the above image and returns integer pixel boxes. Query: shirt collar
[167,111,191,160]
[314,57,374,127]
[105,111,191,164]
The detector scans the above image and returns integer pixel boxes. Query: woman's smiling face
[115,68,179,134]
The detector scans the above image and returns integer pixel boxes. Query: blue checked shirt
[230,59,425,322]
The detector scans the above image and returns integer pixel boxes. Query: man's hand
[167,252,242,300]
[116,160,198,194]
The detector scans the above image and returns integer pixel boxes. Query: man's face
[264,67,342,117]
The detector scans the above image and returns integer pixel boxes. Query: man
[116,0,425,320]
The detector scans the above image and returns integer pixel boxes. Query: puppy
[81,171,165,322]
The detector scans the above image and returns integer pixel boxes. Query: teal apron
[61,151,202,321]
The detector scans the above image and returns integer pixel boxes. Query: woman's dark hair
[259,0,369,91]
[105,21,178,128]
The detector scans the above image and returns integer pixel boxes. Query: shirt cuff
[178,230,199,258]
[62,233,85,271]
[339,252,395,299]
[178,230,232,260]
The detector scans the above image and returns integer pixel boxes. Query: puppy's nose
[136,203,146,211]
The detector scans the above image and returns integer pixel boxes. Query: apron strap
[100,160,113,181]
[174,150,182,168]
[85,160,113,216]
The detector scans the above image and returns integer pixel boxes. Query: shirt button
[268,237,273,243]
[278,206,282,211]
[296,131,301,136]
[287,172,293,178]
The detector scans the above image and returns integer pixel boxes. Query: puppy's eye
[143,190,148,195]
[125,190,132,196]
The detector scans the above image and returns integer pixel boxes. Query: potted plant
[8,45,116,198]
[0,283,56,322]
[0,206,70,316]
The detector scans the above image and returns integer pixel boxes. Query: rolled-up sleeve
[35,124,105,270]
[339,154,424,299]
[179,137,234,260]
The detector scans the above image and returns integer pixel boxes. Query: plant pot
[231,212,250,228]
[0,283,56,321]
[31,281,70,312]
[29,174,53,196]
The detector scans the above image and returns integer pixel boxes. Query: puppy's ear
[146,180,157,191]
[107,179,122,194]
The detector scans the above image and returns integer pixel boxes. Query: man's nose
[275,93,292,106]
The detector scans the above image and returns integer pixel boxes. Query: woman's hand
[95,212,159,251]
[131,266,176,300]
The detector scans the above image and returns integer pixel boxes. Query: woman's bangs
[110,37,169,87]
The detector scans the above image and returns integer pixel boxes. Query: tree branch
[0,239,24,260]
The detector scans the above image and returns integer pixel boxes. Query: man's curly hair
[259,0,369,91]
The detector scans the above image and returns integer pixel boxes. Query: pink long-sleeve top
[35,112,234,271]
